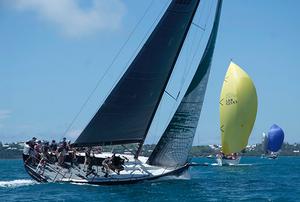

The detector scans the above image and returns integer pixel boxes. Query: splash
[70,182,98,187]
[154,170,191,182]
[211,163,253,167]
[0,179,37,188]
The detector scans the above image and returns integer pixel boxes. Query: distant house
[7,147,18,150]
[18,142,25,147]
[209,144,220,150]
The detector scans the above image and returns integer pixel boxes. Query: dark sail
[148,0,223,167]
[74,0,201,147]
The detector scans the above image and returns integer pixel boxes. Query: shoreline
[1,155,300,160]
[1,142,299,160]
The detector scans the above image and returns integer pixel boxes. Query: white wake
[211,163,253,166]
[0,179,37,188]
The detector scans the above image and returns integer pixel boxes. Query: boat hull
[261,152,278,160]
[22,153,189,185]
[216,156,241,166]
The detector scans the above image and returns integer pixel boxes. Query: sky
[0,0,299,145]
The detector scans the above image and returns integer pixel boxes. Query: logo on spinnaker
[225,94,238,105]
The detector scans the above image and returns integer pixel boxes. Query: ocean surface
[0,157,299,202]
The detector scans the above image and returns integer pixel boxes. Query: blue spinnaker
[267,124,284,152]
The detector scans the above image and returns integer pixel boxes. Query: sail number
[226,98,238,105]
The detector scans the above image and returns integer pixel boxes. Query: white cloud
[7,0,126,37]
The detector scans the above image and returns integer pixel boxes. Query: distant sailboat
[217,62,258,166]
[261,132,268,157]
[23,0,223,185]
[262,124,284,159]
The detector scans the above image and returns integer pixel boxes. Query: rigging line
[160,1,211,129]
[150,1,210,104]
[161,2,207,102]
[103,0,171,100]
[165,23,199,101]
[153,108,162,145]
[162,0,216,145]
[170,25,204,98]
[150,93,179,147]
[62,0,156,137]
[121,145,136,156]
[82,0,172,133]
[184,0,206,77]
[204,0,214,29]
[164,90,180,101]
[192,22,205,31]
[178,0,215,87]
[151,0,208,146]
[172,0,214,99]
[178,0,208,90]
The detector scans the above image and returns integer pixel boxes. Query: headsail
[267,124,284,152]
[220,62,258,155]
[148,0,223,167]
[74,0,201,147]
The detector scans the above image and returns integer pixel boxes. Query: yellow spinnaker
[220,62,258,154]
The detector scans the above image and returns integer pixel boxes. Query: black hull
[22,154,189,185]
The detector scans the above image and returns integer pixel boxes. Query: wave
[211,163,253,166]
[0,179,37,188]
[70,182,98,187]
[154,170,191,181]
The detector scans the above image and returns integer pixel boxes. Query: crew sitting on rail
[110,154,127,174]
[222,152,238,160]
[50,140,57,153]
[26,137,36,149]
[84,147,97,177]
[36,142,49,175]
[34,140,42,160]
[102,156,112,177]
[41,141,50,160]
[57,141,68,166]
[102,154,128,176]
[60,137,67,146]
[69,147,79,167]
[25,137,37,165]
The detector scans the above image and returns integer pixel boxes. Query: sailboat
[22,0,223,185]
[216,62,258,166]
[261,124,284,159]
[261,132,268,158]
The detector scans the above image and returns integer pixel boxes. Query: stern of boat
[216,156,241,166]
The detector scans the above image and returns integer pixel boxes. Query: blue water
[0,157,299,201]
